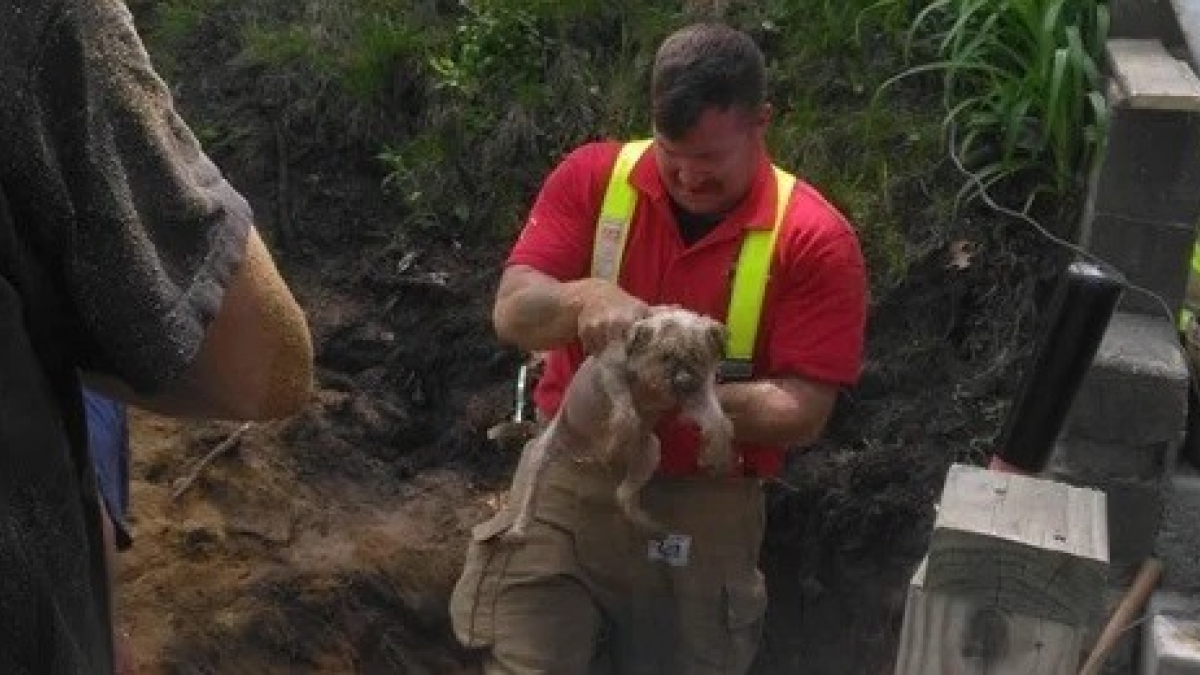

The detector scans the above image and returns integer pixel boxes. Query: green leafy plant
[187,0,957,290]
[734,0,951,290]
[879,0,1110,217]
[428,1,552,98]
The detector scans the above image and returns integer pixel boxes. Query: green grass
[239,0,956,287]
[142,0,1060,295]
[878,0,1110,223]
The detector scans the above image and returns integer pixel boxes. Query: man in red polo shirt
[451,22,867,674]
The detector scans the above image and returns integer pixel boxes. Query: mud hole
[117,216,1063,674]
[115,5,1068,672]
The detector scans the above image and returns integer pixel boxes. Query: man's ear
[754,103,773,132]
[707,322,728,358]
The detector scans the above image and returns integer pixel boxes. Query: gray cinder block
[1084,213,1195,316]
[1141,590,1200,673]
[1088,106,1200,225]
[1064,312,1190,445]
[1049,436,1174,484]
[1157,465,1200,591]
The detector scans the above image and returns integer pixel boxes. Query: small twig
[170,423,252,500]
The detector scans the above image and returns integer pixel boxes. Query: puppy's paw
[616,488,661,533]
[696,417,735,474]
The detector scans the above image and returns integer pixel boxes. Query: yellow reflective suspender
[591,140,796,374]
[726,166,796,362]
[592,140,652,280]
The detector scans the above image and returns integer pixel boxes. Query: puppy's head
[625,307,726,402]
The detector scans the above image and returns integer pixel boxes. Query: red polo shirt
[508,141,867,477]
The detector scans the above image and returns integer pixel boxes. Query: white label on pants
[648,534,692,567]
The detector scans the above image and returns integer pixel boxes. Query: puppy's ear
[707,322,728,358]
[627,321,654,356]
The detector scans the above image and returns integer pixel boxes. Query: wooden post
[895,559,1087,674]
[894,464,1110,674]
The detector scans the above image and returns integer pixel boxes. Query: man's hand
[575,280,649,355]
[493,265,649,352]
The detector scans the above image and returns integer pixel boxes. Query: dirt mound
[119,271,507,673]
[114,210,1063,674]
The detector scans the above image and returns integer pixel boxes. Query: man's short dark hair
[651,23,767,140]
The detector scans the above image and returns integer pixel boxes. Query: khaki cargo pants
[450,459,767,674]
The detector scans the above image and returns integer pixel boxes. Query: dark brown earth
[113,4,1072,674]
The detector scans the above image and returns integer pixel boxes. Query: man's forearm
[493,280,588,351]
[717,377,835,447]
[493,265,650,354]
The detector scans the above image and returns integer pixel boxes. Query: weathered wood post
[895,262,1124,674]
[895,465,1108,674]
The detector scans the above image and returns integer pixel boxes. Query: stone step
[1112,0,1188,46]
[1140,590,1200,673]
[1048,436,1172,485]
[1108,38,1200,111]
[1063,312,1189,447]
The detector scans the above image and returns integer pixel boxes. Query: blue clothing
[83,389,132,549]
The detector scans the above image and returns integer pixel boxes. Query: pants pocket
[676,567,768,673]
[448,508,517,649]
[722,569,768,671]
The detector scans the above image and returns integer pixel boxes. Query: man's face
[653,104,769,217]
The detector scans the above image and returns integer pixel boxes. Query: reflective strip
[592,140,652,280]
[592,141,795,365]
[725,167,795,360]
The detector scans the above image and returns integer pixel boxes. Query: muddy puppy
[507,306,734,538]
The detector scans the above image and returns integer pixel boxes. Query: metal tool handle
[992,261,1124,473]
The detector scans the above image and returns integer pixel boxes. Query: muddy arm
[716,375,836,447]
[86,228,314,421]
[493,265,647,353]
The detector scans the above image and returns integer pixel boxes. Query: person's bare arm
[717,375,837,447]
[493,264,649,354]
[86,228,314,420]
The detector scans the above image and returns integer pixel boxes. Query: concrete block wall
[1043,7,1200,673]
[1141,591,1200,673]
[1158,466,1200,591]
[1078,40,1200,315]
[1046,312,1190,579]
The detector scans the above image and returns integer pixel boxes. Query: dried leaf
[947,240,978,271]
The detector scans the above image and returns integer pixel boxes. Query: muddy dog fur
[506,306,734,538]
